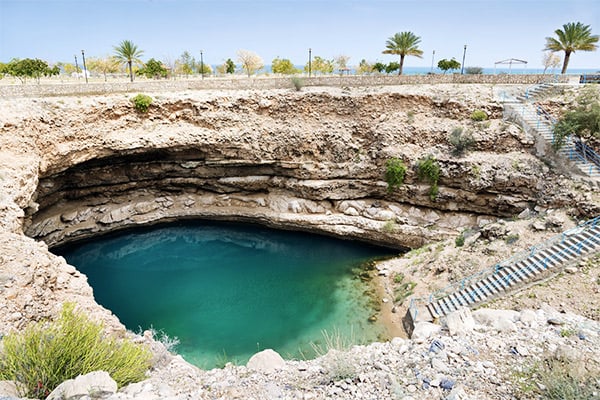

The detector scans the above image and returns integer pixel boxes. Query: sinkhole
[56,220,395,369]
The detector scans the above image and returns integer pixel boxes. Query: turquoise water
[57,222,393,369]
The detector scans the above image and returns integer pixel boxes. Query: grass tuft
[0,303,152,399]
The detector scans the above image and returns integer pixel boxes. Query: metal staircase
[505,84,600,178]
[409,217,600,322]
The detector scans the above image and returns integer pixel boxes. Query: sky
[0,0,599,70]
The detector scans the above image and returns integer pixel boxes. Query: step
[427,303,440,319]
[504,264,527,282]
[441,297,457,314]
[514,261,539,278]
[482,275,505,292]
[465,284,486,302]
[474,280,496,297]
[554,242,579,259]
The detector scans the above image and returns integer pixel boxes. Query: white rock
[411,322,442,343]
[519,309,538,326]
[47,371,117,400]
[247,349,285,372]
[445,307,475,336]
[472,308,519,331]
[0,380,20,397]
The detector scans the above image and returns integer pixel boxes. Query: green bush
[417,155,440,200]
[291,76,304,91]
[455,233,465,247]
[131,93,153,113]
[448,127,475,156]
[0,303,152,399]
[470,109,488,121]
[384,157,407,193]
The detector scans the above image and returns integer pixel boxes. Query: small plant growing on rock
[417,155,440,200]
[448,127,475,156]
[0,303,152,399]
[384,157,407,193]
[131,93,153,113]
[382,219,396,233]
[455,232,465,247]
[470,109,488,121]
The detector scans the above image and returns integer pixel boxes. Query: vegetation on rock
[131,93,153,113]
[0,303,151,399]
[417,155,440,200]
[384,157,407,192]
[552,85,600,150]
[449,127,475,156]
[470,109,488,121]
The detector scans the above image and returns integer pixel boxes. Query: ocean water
[57,221,394,369]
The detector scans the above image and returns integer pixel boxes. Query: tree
[176,51,195,77]
[304,56,334,75]
[113,40,144,82]
[385,62,400,74]
[553,85,600,149]
[382,31,423,75]
[334,55,351,74]
[541,51,561,74]
[437,58,461,74]
[237,50,264,77]
[357,59,373,75]
[6,58,58,83]
[272,57,300,74]
[372,62,386,73]
[198,62,212,76]
[137,58,168,79]
[0,62,7,79]
[225,58,235,74]
[544,22,599,74]
[86,56,120,82]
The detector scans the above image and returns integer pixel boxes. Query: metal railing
[408,216,599,321]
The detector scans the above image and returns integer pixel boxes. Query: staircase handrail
[574,139,600,169]
[408,216,599,320]
[535,105,557,125]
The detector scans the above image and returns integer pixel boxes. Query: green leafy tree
[385,158,407,192]
[385,62,400,74]
[272,57,300,74]
[86,56,120,82]
[225,58,235,74]
[304,56,334,75]
[382,31,423,75]
[176,51,196,77]
[465,66,483,75]
[544,22,599,74]
[137,58,168,79]
[6,58,58,83]
[552,85,600,149]
[372,62,386,73]
[357,59,373,75]
[198,62,212,76]
[437,58,461,74]
[113,39,144,82]
[0,62,6,79]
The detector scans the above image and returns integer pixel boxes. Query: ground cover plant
[0,303,152,399]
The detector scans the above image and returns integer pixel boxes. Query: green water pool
[57,221,394,369]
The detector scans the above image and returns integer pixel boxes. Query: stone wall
[0,74,568,98]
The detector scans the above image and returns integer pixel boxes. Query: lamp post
[461,45,467,75]
[431,50,435,72]
[200,50,204,79]
[74,55,80,79]
[81,50,88,83]
[308,48,312,78]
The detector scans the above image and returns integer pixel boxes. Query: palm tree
[113,40,144,82]
[544,22,598,74]
[382,32,423,75]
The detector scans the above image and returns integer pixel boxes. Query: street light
[81,50,88,83]
[308,48,312,78]
[200,50,204,79]
[461,45,467,75]
[74,55,80,79]
[431,50,435,72]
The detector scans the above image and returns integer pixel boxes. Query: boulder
[445,307,475,336]
[0,381,20,398]
[411,322,442,343]
[46,371,117,400]
[472,309,519,332]
[247,349,285,373]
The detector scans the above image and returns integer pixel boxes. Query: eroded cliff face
[0,85,593,334]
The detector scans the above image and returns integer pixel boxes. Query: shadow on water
[56,220,396,369]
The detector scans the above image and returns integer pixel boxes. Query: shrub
[384,157,407,193]
[448,127,475,156]
[455,233,465,247]
[382,219,396,233]
[417,155,441,200]
[131,93,153,113]
[465,66,483,75]
[0,303,152,399]
[291,76,304,91]
[470,109,488,121]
